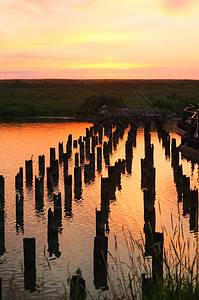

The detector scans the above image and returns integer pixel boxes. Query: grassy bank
[0,79,199,118]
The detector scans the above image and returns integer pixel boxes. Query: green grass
[0,79,199,117]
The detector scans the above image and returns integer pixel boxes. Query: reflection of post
[35,176,44,212]
[97,147,102,172]
[152,232,163,283]
[0,176,5,210]
[47,208,61,258]
[64,175,72,217]
[54,193,62,228]
[189,189,198,232]
[23,238,36,292]
[74,166,82,200]
[0,210,5,256]
[70,269,86,300]
[50,148,56,166]
[80,142,84,164]
[93,209,108,290]
[142,274,153,300]
[16,194,24,232]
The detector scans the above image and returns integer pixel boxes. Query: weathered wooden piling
[97,147,102,171]
[16,194,24,232]
[50,148,56,166]
[98,127,103,144]
[38,155,45,177]
[58,142,64,162]
[15,168,23,193]
[75,153,79,167]
[64,175,72,216]
[70,270,86,300]
[108,166,117,200]
[0,176,5,210]
[47,208,61,258]
[23,238,36,291]
[25,160,33,185]
[144,189,155,255]
[0,210,5,256]
[67,134,72,158]
[101,177,110,213]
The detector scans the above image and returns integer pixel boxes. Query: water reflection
[0,119,198,298]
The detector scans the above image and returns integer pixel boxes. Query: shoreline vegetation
[0,79,199,120]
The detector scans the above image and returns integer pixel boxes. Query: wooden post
[73,140,78,148]
[93,236,108,290]
[58,142,64,162]
[15,168,23,193]
[23,238,36,291]
[70,270,86,300]
[54,193,62,228]
[152,232,163,283]
[38,155,45,177]
[50,148,56,166]
[25,160,33,185]
[67,134,72,158]
[35,176,44,212]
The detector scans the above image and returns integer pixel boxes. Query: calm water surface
[0,121,198,298]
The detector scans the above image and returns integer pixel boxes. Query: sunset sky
[0,0,199,79]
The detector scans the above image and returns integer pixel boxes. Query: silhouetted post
[50,148,56,166]
[51,159,59,186]
[23,238,36,292]
[80,142,84,164]
[0,210,5,256]
[189,189,198,232]
[16,194,24,232]
[47,167,53,192]
[58,142,64,162]
[15,168,23,193]
[103,142,110,166]
[75,153,79,167]
[39,155,45,177]
[0,176,5,210]
[97,147,102,171]
[67,134,72,158]
[70,269,86,300]
[63,153,68,176]
[25,160,33,185]
[64,175,72,217]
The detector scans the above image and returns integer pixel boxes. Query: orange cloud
[164,0,196,10]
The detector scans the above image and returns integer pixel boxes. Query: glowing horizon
[0,0,199,79]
